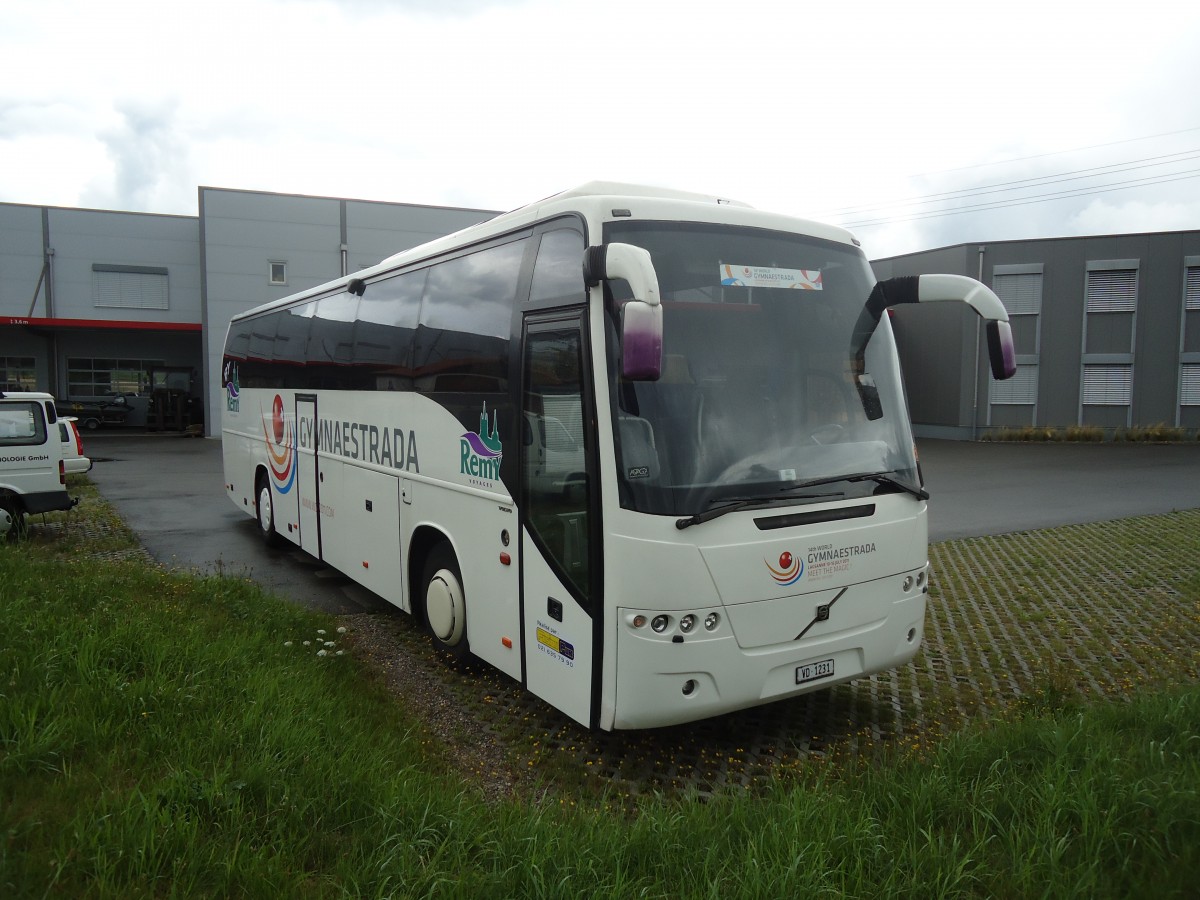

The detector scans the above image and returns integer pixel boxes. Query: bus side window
[354,269,424,391]
[413,240,524,393]
[529,229,585,306]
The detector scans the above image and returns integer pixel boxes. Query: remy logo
[460,403,503,484]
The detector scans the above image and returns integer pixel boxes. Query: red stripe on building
[0,316,201,332]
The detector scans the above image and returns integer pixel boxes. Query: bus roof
[229,182,860,322]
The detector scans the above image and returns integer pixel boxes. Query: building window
[1082,364,1133,406]
[66,358,162,399]
[1186,264,1200,311]
[269,261,288,285]
[1085,264,1138,313]
[92,264,169,310]
[1182,364,1200,406]
[990,363,1039,405]
[993,270,1042,316]
[989,264,1042,420]
[1,356,37,391]
[1181,259,1200,423]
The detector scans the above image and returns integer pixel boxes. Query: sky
[2,0,1199,258]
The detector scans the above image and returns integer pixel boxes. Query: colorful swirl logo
[766,551,803,586]
[261,395,295,494]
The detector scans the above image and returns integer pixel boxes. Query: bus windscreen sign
[719,264,823,290]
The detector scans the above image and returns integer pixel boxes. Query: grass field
[2,479,1199,897]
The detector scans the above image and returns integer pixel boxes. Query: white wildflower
[337,626,347,634]
[303,641,311,647]
[317,649,328,657]
[284,641,293,647]
[317,629,326,635]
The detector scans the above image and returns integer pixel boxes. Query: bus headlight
[679,614,696,633]
[704,612,720,631]
[651,615,670,633]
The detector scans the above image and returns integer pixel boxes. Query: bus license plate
[796,658,835,685]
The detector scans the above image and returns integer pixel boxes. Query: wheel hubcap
[258,486,272,532]
[426,570,464,644]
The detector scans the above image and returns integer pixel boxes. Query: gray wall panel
[0,205,46,318]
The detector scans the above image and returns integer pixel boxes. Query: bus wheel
[256,473,282,547]
[422,544,469,660]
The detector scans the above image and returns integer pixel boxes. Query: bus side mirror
[912,274,1016,381]
[986,319,1016,381]
[584,243,663,381]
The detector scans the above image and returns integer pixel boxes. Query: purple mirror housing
[621,300,663,381]
[986,319,1016,380]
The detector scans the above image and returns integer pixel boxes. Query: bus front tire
[422,544,470,661]
[256,474,282,547]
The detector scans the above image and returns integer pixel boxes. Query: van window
[0,402,48,446]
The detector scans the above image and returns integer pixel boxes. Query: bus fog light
[917,570,927,587]
[903,575,915,592]
[679,614,696,633]
[682,679,697,696]
[632,615,648,628]
[651,615,670,633]
[704,612,720,631]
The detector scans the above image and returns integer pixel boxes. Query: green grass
[3,484,1200,897]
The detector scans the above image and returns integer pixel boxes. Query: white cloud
[1,0,1198,256]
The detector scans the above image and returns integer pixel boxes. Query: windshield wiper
[845,470,930,500]
[674,489,843,530]
[673,471,927,530]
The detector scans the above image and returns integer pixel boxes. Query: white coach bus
[221,182,1014,730]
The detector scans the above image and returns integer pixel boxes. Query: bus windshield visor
[604,221,920,518]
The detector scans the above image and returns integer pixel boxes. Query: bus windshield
[605,221,919,518]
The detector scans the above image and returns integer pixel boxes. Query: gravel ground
[332,509,1200,803]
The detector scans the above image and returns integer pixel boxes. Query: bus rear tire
[422,544,470,661]
[256,473,282,547]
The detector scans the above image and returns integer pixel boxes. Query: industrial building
[3,187,1197,439]
[873,231,1200,438]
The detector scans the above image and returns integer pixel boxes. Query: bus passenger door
[295,395,321,557]
[520,315,598,728]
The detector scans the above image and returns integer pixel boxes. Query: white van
[0,391,76,538]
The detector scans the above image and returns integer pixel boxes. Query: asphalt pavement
[84,433,1200,613]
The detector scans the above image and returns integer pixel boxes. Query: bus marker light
[363,561,369,569]
[502,637,513,649]
[500,552,511,565]
[632,615,647,628]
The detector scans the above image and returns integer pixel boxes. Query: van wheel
[422,544,470,661]
[1,496,26,542]
[255,473,282,547]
